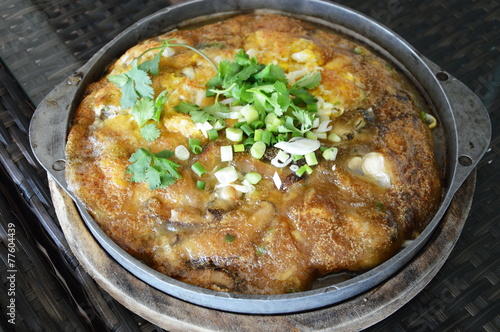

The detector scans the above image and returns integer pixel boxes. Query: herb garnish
[108,39,217,142]
[127,148,181,190]
[109,40,326,190]
[188,50,322,145]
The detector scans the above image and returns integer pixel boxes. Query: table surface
[0,0,498,331]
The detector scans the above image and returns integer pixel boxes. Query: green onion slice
[220,145,233,162]
[244,172,262,184]
[188,138,203,154]
[174,145,190,161]
[196,180,206,190]
[226,127,244,142]
[250,141,266,159]
[191,161,206,176]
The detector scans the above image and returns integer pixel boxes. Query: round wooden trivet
[49,172,476,332]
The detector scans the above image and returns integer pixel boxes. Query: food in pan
[65,14,442,294]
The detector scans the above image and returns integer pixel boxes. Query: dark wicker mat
[0,0,499,331]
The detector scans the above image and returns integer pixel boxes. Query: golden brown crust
[65,14,441,294]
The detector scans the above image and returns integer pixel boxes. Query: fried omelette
[65,14,442,294]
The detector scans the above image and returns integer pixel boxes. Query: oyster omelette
[65,14,441,294]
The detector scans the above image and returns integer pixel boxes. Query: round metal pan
[29,0,491,314]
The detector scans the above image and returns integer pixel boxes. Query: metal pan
[29,0,491,314]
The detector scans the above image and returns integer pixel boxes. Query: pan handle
[424,57,491,195]
[29,71,84,189]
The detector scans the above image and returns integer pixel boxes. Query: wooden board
[49,172,476,331]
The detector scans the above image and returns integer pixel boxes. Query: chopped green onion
[265,113,283,127]
[292,154,303,161]
[213,119,226,130]
[250,141,266,159]
[196,180,206,190]
[243,136,255,148]
[305,131,318,140]
[265,112,278,125]
[250,120,264,130]
[276,150,290,163]
[234,144,245,152]
[275,134,288,143]
[307,103,318,112]
[233,121,246,128]
[220,145,233,162]
[207,129,219,140]
[226,127,243,142]
[174,145,190,161]
[254,129,264,142]
[305,152,318,165]
[191,161,206,176]
[240,124,254,136]
[322,147,338,161]
[188,138,203,154]
[240,104,259,123]
[266,123,278,132]
[296,164,313,177]
[262,130,273,145]
[245,172,262,184]
[214,166,239,183]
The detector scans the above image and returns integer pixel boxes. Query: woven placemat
[0,0,498,331]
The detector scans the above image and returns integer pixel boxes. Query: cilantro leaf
[291,88,318,107]
[127,148,181,190]
[155,149,174,159]
[127,148,152,183]
[127,63,154,99]
[232,64,262,85]
[229,82,254,104]
[119,79,139,109]
[107,73,129,87]
[278,116,302,135]
[174,101,201,114]
[255,63,288,83]
[129,90,167,141]
[201,102,229,117]
[190,109,216,123]
[291,72,322,90]
[138,51,162,75]
[174,101,228,124]
[140,123,161,141]
[145,166,162,189]
[174,101,214,123]
[247,84,287,116]
[292,109,315,133]
[131,97,155,127]
[108,61,154,109]
[234,49,257,66]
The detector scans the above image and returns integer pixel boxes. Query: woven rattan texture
[0,0,499,331]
